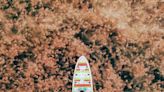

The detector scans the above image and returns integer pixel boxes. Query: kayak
[72,56,93,92]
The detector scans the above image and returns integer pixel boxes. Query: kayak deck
[72,56,93,92]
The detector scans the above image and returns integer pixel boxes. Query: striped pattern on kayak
[72,56,93,92]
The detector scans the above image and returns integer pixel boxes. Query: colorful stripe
[75,71,89,74]
[77,63,88,66]
[84,79,91,81]
[74,84,91,87]
[76,68,89,70]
